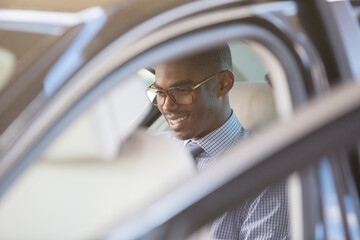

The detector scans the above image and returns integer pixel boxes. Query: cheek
[191,99,211,124]
[194,96,218,126]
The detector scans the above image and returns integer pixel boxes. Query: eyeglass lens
[146,87,193,106]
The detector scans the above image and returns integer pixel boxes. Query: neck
[191,106,232,141]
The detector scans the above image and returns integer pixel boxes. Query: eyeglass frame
[147,71,223,106]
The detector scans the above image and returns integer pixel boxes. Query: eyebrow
[154,80,194,89]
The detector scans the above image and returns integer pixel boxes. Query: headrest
[229,82,276,130]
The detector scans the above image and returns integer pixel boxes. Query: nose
[161,94,179,112]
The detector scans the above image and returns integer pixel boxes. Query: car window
[229,41,268,83]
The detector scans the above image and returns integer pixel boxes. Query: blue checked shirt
[183,111,290,240]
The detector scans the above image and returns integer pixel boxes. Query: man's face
[155,59,221,140]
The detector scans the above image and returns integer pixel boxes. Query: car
[0,0,360,239]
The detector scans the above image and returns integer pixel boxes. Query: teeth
[171,116,188,124]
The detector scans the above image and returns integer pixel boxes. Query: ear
[218,70,234,97]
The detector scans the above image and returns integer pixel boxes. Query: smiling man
[147,45,289,239]
[154,51,233,142]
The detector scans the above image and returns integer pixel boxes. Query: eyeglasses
[146,72,220,106]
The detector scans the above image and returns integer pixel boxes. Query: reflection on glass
[344,195,360,239]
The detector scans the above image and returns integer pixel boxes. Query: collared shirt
[183,111,290,240]
[183,111,251,171]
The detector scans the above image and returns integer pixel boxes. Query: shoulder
[234,121,253,144]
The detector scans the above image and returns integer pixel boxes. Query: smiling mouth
[169,115,189,125]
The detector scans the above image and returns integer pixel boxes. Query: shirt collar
[192,111,243,157]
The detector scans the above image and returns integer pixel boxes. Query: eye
[156,90,165,97]
[175,88,191,95]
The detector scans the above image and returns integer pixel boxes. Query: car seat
[229,81,276,130]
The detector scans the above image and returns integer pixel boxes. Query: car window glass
[229,41,268,83]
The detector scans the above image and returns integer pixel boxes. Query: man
[147,45,289,239]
